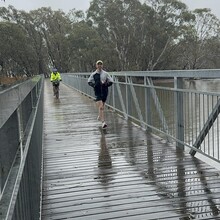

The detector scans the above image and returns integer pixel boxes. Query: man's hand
[107,82,113,87]
[88,82,95,88]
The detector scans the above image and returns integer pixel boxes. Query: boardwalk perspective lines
[42,80,220,220]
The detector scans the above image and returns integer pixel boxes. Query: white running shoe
[97,115,100,121]
[102,122,107,129]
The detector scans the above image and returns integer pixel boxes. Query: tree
[25,7,72,72]
[177,8,220,69]
[87,0,149,70]
[67,21,105,72]
[0,6,48,76]
[86,0,194,70]
[0,21,36,76]
[1,2,220,75]
[139,0,193,70]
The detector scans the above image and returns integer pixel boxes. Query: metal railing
[61,70,220,164]
[0,76,44,220]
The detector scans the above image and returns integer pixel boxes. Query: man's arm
[58,73,62,81]
[106,73,113,87]
[88,73,95,87]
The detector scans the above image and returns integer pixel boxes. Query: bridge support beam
[190,98,220,156]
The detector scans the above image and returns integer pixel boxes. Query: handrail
[64,69,220,78]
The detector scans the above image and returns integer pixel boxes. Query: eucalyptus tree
[67,6,118,72]
[87,0,146,71]
[177,8,220,69]
[67,21,105,72]
[66,9,104,72]
[31,7,73,72]
[87,0,193,71]
[0,6,41,76]
[0,6,49,76]
[140,0,194,70]
[19,10,49,75]
[0,21,37,76]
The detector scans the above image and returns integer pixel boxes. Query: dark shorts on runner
[94,85,108,103]
[95,95,107,103]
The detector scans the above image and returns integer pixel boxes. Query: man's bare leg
[96,101,105,122]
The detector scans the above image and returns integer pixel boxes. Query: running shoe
[102,122,107,129]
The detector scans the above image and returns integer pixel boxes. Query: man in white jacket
[88,60,113,129]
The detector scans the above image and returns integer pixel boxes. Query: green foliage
[0,0,220,74]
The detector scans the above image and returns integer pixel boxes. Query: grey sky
[182,0,220,18]
[0,0,91,12]
[0,0,220,19]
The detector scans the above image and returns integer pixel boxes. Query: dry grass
[0,76,26,85]
[0,76,28,91]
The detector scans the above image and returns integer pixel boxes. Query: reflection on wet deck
[42,80,220,220]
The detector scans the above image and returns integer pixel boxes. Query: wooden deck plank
[42,80,220,220]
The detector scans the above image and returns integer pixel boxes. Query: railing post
[112,75,115,110]
[17,106,24,158]
[144,76,151,131]
[174,77,184,149]
[125,75,131,116]
[0,159,1,196]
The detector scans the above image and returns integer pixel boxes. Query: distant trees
[176,8,220,69]
[0,0,220,76]
[0,6,48,76]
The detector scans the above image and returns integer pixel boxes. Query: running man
[88,60,113,129]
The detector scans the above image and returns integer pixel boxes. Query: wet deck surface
[42,80,220,220]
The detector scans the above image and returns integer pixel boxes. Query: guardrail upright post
[174,77,184,149]
[126,75,131,117]
[112,75,115,109]
[0,159,1,196]
[17,105,24,157]
[144,76,151,131]
[125,75,128,115]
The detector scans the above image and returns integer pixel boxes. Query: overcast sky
[0,0,220,19]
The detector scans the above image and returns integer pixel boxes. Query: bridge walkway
[41,80,220,220]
